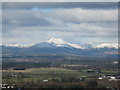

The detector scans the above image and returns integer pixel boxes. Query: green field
[2,67,119,88]
[3,68,118,82]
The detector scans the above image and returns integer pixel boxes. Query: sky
[2,0,120,2]
[2,2,118,45]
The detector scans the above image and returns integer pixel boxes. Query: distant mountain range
[1,38,118,49]
[32,38,85,49]
[1,38,118,58]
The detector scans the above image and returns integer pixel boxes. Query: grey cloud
[3,2,118,10]
[2,0,119,2]
[51,8,118,23]
[2,10,53,33]
[2,2,118,45]
[3,8,117,32]
[3,22,117,39]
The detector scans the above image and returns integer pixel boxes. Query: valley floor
[2,67,120,89]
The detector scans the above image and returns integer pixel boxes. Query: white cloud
[51,8,118,23]
[2,7,118,45]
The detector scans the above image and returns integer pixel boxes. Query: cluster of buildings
[98,75,120,81]
[1,84,16,89]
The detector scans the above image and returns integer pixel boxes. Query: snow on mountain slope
[47,38,67,45]
[1,38,118,49]
[2,44,31,48]
[68,43,84,49]
[32,38,85,49]
[95,43,118,49]
[32,42,55,48]
[46,38,85,49]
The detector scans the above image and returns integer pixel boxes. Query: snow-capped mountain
[33,38,85,49]
[95,43,118,49]
[2,38,118,58]
[1,38,118,49]
[1,44,31,48]
[33,38,118,49]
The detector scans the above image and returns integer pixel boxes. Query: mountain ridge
[1,38,118,49]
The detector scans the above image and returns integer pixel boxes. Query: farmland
[2,55,119,88]
[2,67,119,88]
